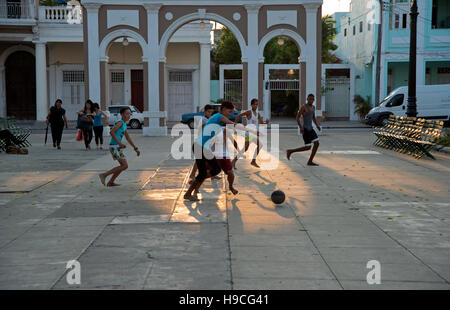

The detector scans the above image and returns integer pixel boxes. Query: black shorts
[302,129,319,146]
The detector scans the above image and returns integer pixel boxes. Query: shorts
[206,158,233,173]
[244,131,257,142]
[109,145,126,161]
[302,129,319,146]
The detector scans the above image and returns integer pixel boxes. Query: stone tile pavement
[0,130,449,290]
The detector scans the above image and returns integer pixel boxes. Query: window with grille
[169,71,192,82]
[359,21,363,33]
[438,67,450,74]
[62,70,85,106]
[111,71,125,83]
[394,14,400,29]
[63,70,84,83]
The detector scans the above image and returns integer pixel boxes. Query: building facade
[0,0,211,126]
[333,0,450,106]
[1,0,323,136]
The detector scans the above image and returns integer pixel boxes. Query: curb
[277,126,371,129]
[433,145,450,154]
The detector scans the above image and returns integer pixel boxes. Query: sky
[322,0,351,16]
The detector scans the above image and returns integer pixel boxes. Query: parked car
[365,84,450,126]
[108,105,144,129]
[181,104,242,129]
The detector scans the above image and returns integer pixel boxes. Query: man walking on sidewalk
[286,94,321,166]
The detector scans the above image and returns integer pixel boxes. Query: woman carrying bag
[77,100,96,150]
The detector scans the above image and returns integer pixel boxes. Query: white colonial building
[0,0,323,136]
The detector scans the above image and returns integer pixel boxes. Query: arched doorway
[160,13,247,120]
[5,51,36,120]
[258,29,308,121]
[262,36,301,121]
[105,36,145,112]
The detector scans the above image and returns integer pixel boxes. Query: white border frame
[321,63,356,121]
[165,64,199,121]
[107,64,144,107]
[219,64,243,99]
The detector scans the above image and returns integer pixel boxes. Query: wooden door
[131,70,143,112]
[5,51,36,120]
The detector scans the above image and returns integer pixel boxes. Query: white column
[0,65,5,117]
[143,3,166,136]
[199,42,211,108]
[84,3,101,103]
[34,41,48,121]
[304,4,320,105]
[245,4,261,104]
[219,65,224,99]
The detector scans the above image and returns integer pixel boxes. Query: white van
[365,84,450,126]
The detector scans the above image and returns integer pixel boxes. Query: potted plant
[354,95,372,122]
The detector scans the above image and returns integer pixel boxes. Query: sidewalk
[0,131,449,289]
[20,118,371,132]
[270,117,371,129]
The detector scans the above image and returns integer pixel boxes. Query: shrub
[435,131,450,147]
[354,95,373,121]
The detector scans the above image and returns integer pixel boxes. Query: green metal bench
[0,116,32,152]
[373,115,444,159]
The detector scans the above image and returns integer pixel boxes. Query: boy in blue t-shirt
[184,101,259,201]
[99,107,140,187]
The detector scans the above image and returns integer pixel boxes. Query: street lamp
[277,37,285,46]
[407,0,418,117]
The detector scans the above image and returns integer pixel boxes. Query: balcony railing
[39,5,83,24]
[0,2,83,24]
[0,1,35,21]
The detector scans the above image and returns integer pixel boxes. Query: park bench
[373,115,444,159]
[0,116,31,152]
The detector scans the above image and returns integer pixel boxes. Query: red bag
[76,129,84,141]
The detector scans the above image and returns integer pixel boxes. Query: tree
[322,15,340,64]
[213,27,242,78]
[263,36,299,64]
[213,14,341,68]
[214,27,241,65]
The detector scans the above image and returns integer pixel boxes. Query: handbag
[77,114,92,129]
[76,129,84,141]
[81,115,93,124]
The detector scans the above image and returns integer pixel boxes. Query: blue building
[332,0,450,106]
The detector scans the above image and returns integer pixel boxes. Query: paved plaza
[0,128,449,290]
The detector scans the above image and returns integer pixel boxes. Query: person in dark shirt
[77,100,96,150]
[46,99,68,150]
